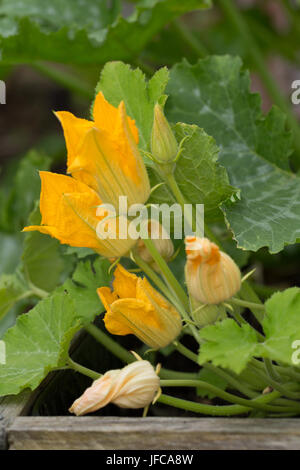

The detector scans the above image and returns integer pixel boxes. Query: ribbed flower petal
[98,265,182,349]
[23,172,136,257]
[67,97,150,207]
[93,91,139,144]
[54,111,94,169]
[185,236,241,304]
[69,361,159,415]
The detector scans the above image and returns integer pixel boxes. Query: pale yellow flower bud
[151,104,178,163]
[185,236,241,305]
[136,219,174,270]
[69,360,160,415]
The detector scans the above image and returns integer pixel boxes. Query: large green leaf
[259,288,300,366]
[0,258,110,396]
[150,123,238,221]
[166,55,300,253]
[198,318,259,374]
[0,0,211,65]
[0,292,80,396]
[198,288,300,374]
[95,61,169,151]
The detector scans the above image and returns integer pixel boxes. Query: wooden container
[1,330,300,450]
[1,388,300,450]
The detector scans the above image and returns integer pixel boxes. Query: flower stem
[85,323,199,380]
[158,389,284,417]
[132,251,199,341]
[163,171,222,247]
[131,251,178,306]
[141,237,189,311]
[248,362,300,400]
[264,357,282,383]
[85,324,135,364]
[230,297,265,311]
[239,281,264,324]
[173,341,258,399]
[67,357,101,380]
[159,380,297,413]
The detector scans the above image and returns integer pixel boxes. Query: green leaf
[0,254,111,396]
[166,55,300,253]
[198,318,259,374]
[95,62,169,151]
[0,274,28,321]
[259,288,300,366]
[61,257,111,323]
[21,205,66,293]
[150,123,237,221]
[0,0,211,65]
[0,292,82,396]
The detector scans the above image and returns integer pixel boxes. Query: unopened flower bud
[190,295,223,327]
[137,219,174,270]
[151,104,178,163]
[69,360,160,415]
[185,236,241,305]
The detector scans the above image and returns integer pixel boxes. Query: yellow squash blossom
[23,92,151,257]
[23,172,133,258]
[98,265,182,349]
[185,236,241,304]
[55,91,150,208]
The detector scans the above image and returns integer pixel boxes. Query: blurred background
[0,0,300,336]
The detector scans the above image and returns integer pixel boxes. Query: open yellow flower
[23,92,151,257]
[55,91,150,208]
[23,172,134,257]
[98,265,182,349]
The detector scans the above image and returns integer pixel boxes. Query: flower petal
[104,297,166,349]
[112,264,138,299]
[68,100,150,207]
[23,172,135,257]
[54,111,94,169]
[93,91,139,144]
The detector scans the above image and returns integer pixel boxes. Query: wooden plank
[0,391,32,450]
[7,416,300,450]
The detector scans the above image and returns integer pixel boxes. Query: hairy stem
[67,357,101,380]
[158,389,283,417]
[85,323,199,380]
[159,380,298,413]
